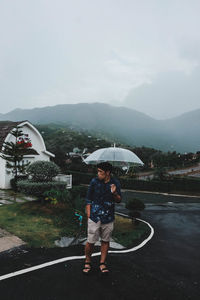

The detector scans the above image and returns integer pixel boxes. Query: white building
[0,120,55,189]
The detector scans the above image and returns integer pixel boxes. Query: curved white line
[0,214,154,281]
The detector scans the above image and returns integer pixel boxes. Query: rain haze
[0,0,200,119]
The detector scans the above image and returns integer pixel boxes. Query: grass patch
[113,215,150,247]
[0,201,84,247]
[0,201,150,248]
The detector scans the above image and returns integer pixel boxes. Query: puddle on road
[145,202,200,211]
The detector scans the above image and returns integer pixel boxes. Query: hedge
[65,170,200,194]
[70,185,88,198]
[119,177,200,193]
[17,180,67,197]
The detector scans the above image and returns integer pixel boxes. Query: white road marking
[122,188,200,198]
[0,214,154,281]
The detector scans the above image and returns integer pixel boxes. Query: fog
[0,0,200,119]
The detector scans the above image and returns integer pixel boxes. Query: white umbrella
[83,145,144,168]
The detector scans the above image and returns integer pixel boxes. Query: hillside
[1,103,200,152]
[161,108,200,152]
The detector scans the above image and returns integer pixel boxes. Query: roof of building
[0,120,27,150]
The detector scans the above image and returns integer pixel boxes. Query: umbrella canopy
[83,146,144,167]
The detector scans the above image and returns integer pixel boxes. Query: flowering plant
[17,135,33,148]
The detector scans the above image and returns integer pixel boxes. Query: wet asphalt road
[0,192,200,300]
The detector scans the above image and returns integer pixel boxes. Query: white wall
[1,122,53,189]
[0,158,6,189]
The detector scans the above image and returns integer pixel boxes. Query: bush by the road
[125,199,145,225]
[125,198,145,211]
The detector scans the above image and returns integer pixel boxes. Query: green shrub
[127,211,141,225]
[10,175,28,191]
[63,186,87,212]
[125,198,145,211]
[70,185,88,198]
[119,176,200,194]
[17,180,66,197]
[43,189,72,205]
[43,186,86,213]
[73,195,85,214]
[27,161,60,182]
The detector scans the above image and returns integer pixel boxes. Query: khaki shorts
[87,218,114,244]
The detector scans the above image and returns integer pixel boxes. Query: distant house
[0,120,55,189]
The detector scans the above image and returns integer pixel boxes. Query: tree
[153,167,168,181]
[0,126,38,181]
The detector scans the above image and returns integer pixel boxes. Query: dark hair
[97,162,112,173]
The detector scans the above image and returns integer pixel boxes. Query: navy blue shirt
[86,177,122,224]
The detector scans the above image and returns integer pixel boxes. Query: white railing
[54,174,72,189]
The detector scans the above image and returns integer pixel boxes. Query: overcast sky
[0,0,200,119]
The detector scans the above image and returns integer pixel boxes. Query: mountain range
[0,103,200,153]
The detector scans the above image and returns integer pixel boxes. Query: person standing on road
[82,162,122,275]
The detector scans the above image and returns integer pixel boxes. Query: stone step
[0,200,13,205]
[0,235,26,253]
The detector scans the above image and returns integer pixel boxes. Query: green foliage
[0,126,38,180]
[0,201,149,248]
[73,195,85,214]
[153,167,169,181]
[27,160,60,182]
[113,221,149,246]
[125,198,145,211]
[35,124,200,172]
[120,176,200,194]
[0,201,82,248]
[17,180,66,197]
[35,124,112,171]
[43,189,72,205]
[10,175,27,191]
[60,186,88,213]
[131,146,160,168]
[70,185,88,198]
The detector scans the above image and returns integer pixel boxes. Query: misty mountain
[124,68,200,119]
[0,103,200,152]
[162,109,200,152]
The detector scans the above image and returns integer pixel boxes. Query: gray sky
[0,0,200,119]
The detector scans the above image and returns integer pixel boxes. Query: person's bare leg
[83,242,94,273]
[100,241,109,272]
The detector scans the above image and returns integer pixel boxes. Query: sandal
[82,261,92,274]
[99,262,109,275]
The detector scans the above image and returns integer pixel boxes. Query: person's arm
[85,179,94,218]
[111,183,122,203]
[85,204,91,219]
[112,191,121,203]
